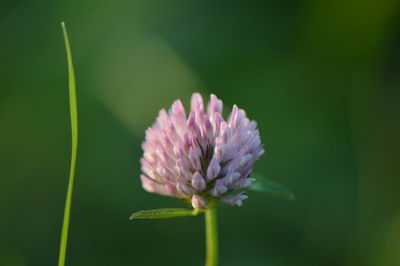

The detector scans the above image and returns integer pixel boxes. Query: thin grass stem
[58,22,78,266]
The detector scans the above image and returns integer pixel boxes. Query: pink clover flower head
[140,93,264,208]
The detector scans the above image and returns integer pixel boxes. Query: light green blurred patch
[369,214,400,266]
[91,31,204,136]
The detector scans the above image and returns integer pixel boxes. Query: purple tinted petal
[221,192,248,206]
[207,158,221,181]
[191,93,204,112]
[191,172,206,191]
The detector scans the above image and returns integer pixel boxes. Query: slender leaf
[130,208,201,220]
[249,173,295,200]
[58,22,78,266]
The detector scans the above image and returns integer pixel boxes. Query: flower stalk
[205,206,218,266]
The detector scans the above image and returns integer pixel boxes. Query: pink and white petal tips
[207,94,223,115]
[192,195,207,209]
[139,93,264,209]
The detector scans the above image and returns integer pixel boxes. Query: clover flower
[140,93,264,209]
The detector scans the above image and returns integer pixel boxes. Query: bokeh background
[1,1,400,265]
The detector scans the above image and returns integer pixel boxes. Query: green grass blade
[249,173,295,200]
[130,208,202,220]
[58,22,78,266]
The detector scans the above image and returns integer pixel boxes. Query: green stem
[58,22,78,266]
[205,206,218,266]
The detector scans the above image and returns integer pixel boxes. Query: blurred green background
[1,0,400,265]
